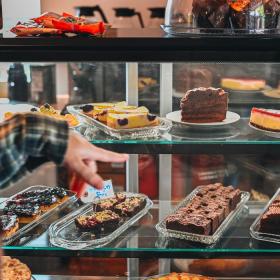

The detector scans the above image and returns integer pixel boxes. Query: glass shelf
[75,119,280,154]
[4,200,280,258]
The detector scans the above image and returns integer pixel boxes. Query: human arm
[0,113,128,190]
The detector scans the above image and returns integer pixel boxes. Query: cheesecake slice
[221,78,266,91]
[107,113,159,129]
[250,108,280,132]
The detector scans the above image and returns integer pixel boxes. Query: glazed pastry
[4,187,69,222]
[3,203,41,223]
[0,215,19,239]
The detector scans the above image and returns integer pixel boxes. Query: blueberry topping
[81,104,94,113]
[147,114,157,121]
[117,118,128,126]
[30,108,38,112]
[44,103,50,109]
[60,108,69,116]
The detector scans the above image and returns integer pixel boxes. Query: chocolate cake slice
[180,87,228,123]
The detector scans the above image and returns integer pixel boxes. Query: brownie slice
[166,213,212,235]
[75,210,121,233]
[114,197,146,217]
[93,198,118,212]
[93,193,127,212]
[222,186,242,210]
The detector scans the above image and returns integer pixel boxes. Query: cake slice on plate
[221,78,266,91]
[250,107,280,132]
[180,87,228,123]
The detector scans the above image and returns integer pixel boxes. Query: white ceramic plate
[166,110,240,128]
[249,123,280,138]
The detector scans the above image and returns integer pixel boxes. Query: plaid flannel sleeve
[0,113,69,189]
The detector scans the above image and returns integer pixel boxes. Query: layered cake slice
[180,87,228,123]
[0,215,19,239]
[250,108,280,132]
[107,113,159,129]
[221,78,266,91]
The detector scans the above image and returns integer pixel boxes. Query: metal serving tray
[250,187,280,244]
[1,185,77,245]
[67,104,172,140]
[156,187,250,245]
[49,192,153,250]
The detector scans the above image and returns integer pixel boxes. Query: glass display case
[1,28,280,279]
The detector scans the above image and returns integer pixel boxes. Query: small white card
[81,180,115,203]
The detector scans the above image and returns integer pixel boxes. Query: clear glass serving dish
[49,192,153,250]
[163,0,280,36]
[250,187,280,244]
[67,105,172,140]
[1,185,77,245]
[156,187,250,245]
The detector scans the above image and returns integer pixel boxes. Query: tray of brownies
[49,192,153,250]
[250,187,280,244]
[156,183,250,245]
[0,186,77,245]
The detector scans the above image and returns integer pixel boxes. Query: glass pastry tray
[67,105,172,140]
[1,185,77,245]
[250,187,280,244]
[49,192,153,250]
[156,187,250,245]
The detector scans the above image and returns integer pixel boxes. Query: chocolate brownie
[114,197,145,217]
[165,183,242,236]
[166,213,212,235]
[93,193,127,212]
[75,210,121,233]
[259,196,280,234]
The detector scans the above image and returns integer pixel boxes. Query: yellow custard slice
[107,112,159,129]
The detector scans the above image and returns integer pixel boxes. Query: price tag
[80,180,115,203]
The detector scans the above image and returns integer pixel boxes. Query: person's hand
[63,131,128,191]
